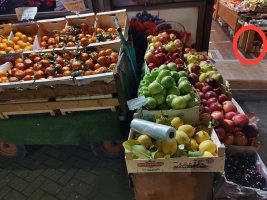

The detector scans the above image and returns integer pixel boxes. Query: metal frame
[0,0,93,21]
[92,0,214,52]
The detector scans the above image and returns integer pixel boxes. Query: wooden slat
[0,81,117,102]
[2,110,55,119]
[218,2,238,31]
[0,98,119,113]
[60,106,116,115]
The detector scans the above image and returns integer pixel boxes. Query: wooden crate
[0,43,136,117]
[217,1,238,31]
[132,172,214,200]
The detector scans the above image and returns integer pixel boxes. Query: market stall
[0,9,139,158]
[122,15,266,199]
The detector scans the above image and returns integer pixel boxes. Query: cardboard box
[36,17,67,50]
[229,98,260,151]
[125,128,225,173]
[96,9,128,39]
[138,106,200,123]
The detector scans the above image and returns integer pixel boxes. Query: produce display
[145,31,184,69]
[40,24,119,49]
[124,116,217,159]
[225,151,266,189]
[0,32,34,54]
[0,47,118,83]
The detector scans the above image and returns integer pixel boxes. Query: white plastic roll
[130,119,176,141]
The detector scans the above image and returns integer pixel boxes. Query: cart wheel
[90,140,124,159]
[0,142,26,159]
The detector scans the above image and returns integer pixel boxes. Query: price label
[15,7,37,21]
[127,96,147,111]
[62,0,86,12]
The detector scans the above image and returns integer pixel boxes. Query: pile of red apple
[196,77,259,146]
[145,32,186,71]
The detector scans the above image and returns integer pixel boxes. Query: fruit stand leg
[0,141,26,159]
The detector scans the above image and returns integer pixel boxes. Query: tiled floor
[0,145,134,200]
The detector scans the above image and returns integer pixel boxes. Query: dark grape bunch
[225,151,267,190]
[134,10,165,25]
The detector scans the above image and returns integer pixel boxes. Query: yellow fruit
[15,32,23,38]
[178,124,195,137]
[194,130,210,144]
[0,43,7,50]
[175,130,190,145]
[24,46,32,51]
[137,135,152,149]
[12,36,20,44]
[2,38,7,43]
[196,125,210,134]
[171,117,183,130]
[152,141,162,151]
[0,50,6,54]
[28,37,34,43]
[6,40,14,47]
[19,42,27,48]
[14,45,20,50]
[202,151,214,157]
[154,151,165,158]
[161,140,177,155]
[185,138,199,151]
[6,47,14,52]
[199,140,217,155]
[21,34,28,42]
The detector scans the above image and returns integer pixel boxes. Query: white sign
[127,96,147,111]
[62,0,86,12]
[15,7,37,21]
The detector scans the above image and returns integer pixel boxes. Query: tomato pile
[0,47,119,83]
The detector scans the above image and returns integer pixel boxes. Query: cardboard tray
[0,42,121,90]
[227,98,261,152]
[125,127,225,173]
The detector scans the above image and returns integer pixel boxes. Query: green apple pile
[138,62,200,110]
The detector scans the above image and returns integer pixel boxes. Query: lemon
[171,117,183,130]
[152,141,162,151]
[178,124,195,137]
[154,151,165,158]
[185,138,199,151]
[175,130,190,145]
[196,125,210,134]
[161,139,177,155]
[199,140,217,155]
[194,130,210,144]
[202,151,214,157]
[137,135,152,149]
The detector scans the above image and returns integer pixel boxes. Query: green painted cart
[0,47,138,159]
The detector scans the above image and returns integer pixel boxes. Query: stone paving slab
[0,145,134,200]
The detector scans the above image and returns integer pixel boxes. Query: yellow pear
[185,138,199,151]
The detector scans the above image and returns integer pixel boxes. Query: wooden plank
[2,110,55,119]
[0,98,119,113]
[218,2,238,31]
[132,173,214,200]
[60,106,116,115]
[0,81,117,102]
[245,30,255,53]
